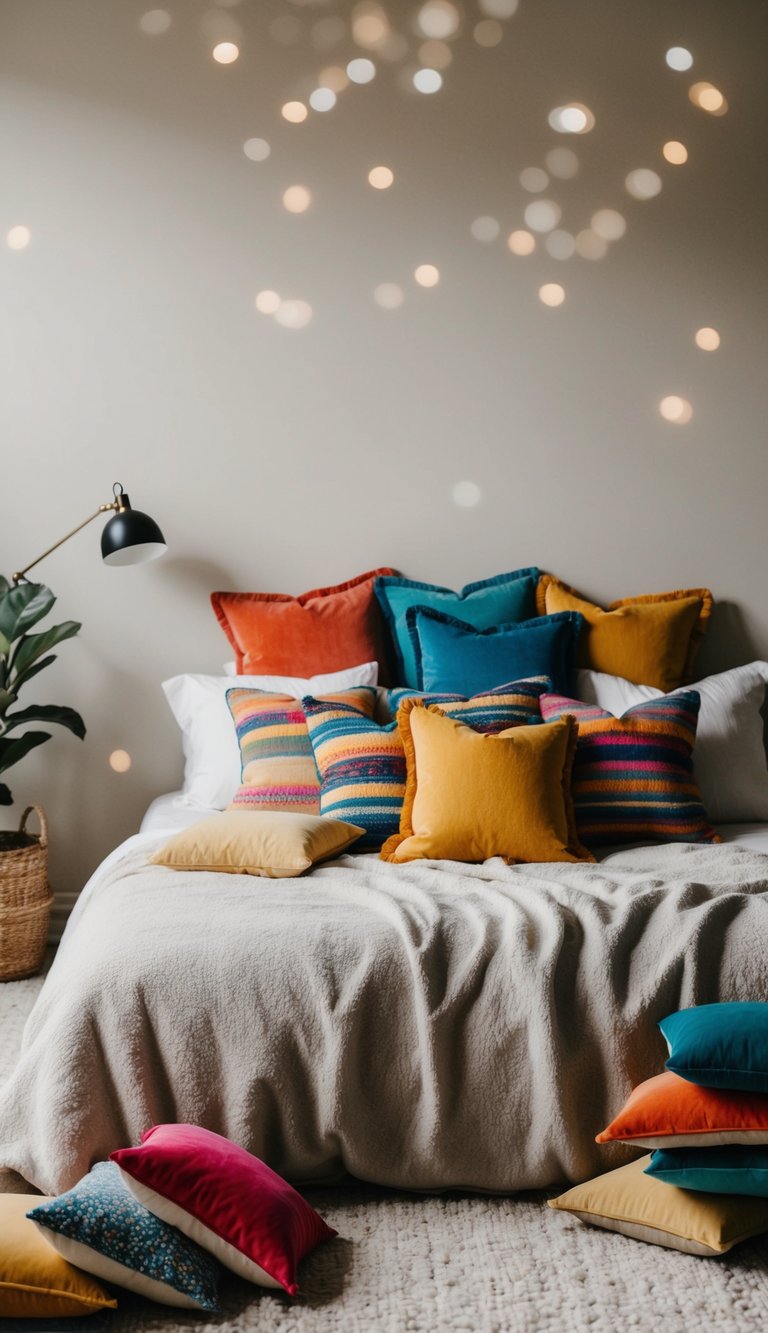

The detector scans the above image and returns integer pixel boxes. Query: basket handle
[18,805,48,848]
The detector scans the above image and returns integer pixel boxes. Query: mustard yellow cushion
[0,1192,116,1318]
[151,811,364,877]
[380,700,594,865]
[536,576,713,691]
[548,1155,768,1256]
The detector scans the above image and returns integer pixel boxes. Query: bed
[1,792,768,1198]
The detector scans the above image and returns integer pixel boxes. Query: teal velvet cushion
[405,608,582,695]
[661,1003,768,1093]
[645,1145,768,1196]
[27,1162,220,1311]
[374,569,539,688]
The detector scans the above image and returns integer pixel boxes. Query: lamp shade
[101,493,167,567]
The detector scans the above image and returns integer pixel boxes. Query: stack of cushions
[211,568,396,679]
[536,576,713,691]
[226,685,377,814]
[540,690,719,847]
[1,1124,335,1317]
[551,1002,768,1254]
[374,568,540,687]
[381,700,594,866]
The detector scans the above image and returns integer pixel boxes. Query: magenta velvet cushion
[110,1124,335,1296]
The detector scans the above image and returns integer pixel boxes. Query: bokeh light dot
[417,1,460,40]
[474,20,504,47]
[374,283,404,309]
[545,229,576,260]
[110,750,132,773]
[255,289,281,315]
[507,229,536,255]
[6,225,31,250]
[368,165,394,189]
[659,395,693,424]
[352,8,390,49]
[695,327,720,351]
[575,229,608,260]
[274,300,313,329]
[545,147,579,179]
[520,166,549,193]
[539,283,565,307]
[471,216,500,242]
[320,65,349,92]
[419,39,453,69]
[591,208,626,241]
[139,10,171,35]
[243,137,270,161]
[689,82,727,114]
[212,41,239,63]
[282,185,312,213]
[347,57,376,83]
[413,68,443,94]
[625,168,662,200]
[309,87,337,112]
[663,140,688,165]
[524,199,561,233]
[452,481,482,508]
[414,263,440,287]
[666,46,693,71]
[548,103,594,134]
[281,101,308,123]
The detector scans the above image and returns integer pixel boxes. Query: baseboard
[49,892,78,944]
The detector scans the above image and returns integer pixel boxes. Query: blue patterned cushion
[303,695,405,849]
[387,678,550,731]
[406,607,582,695]
[375,568,539,687]
[27,1162,220,1312]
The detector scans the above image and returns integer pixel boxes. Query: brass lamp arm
[12,502,121,584]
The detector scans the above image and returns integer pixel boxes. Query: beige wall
[2,0,767,915]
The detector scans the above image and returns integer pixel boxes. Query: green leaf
[0,687,16,716]
[0,583,56,645]
[9,653,56,693]
[9,621,81,680]
[0,730,51,777]
[0,576,10,598]
[3,704,86,739]
[0,782,11,805]
[0,631,10,657]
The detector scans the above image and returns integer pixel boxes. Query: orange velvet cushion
[536,576,713,691]
[596,1070,768,1149]
[212,568,396,680]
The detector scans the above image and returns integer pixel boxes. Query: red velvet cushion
[111,1125,335,1296]
[211,568,396,680]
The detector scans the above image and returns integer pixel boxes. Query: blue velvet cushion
[645,1145,768,1196]
[405,607,582,695]
[27,1161,220,1311]
[660,1002,768,1093]
[374,568,539,688]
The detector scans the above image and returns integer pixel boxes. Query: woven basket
[0,806,51,982]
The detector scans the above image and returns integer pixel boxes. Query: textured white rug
[2,965,768,1331]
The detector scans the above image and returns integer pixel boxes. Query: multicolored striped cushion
[226,687,377,815]
[387,678,551,732]
[539,691,719,846]
[302,696,406,850]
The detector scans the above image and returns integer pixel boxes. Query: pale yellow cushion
[151,811,364,878]
[549,1155,768,1255]
[536,576,713,691]
[0,1192,116,1318]
[381,700,594,865]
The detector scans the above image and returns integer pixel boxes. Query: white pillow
[576,662,768,824]
[163,662,379,810]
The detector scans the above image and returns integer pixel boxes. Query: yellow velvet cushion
[0,1192,116,1318]
[151,811,364,878]
[548,1155,768,1256]
[380,700,594,865]
[536,576,713,691]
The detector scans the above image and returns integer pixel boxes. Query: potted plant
[0,576,85,979]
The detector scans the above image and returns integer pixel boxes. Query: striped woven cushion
[226,687,377,815]
[387,677,551,732]
[302,696,406,849]
[540,691,719,846]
